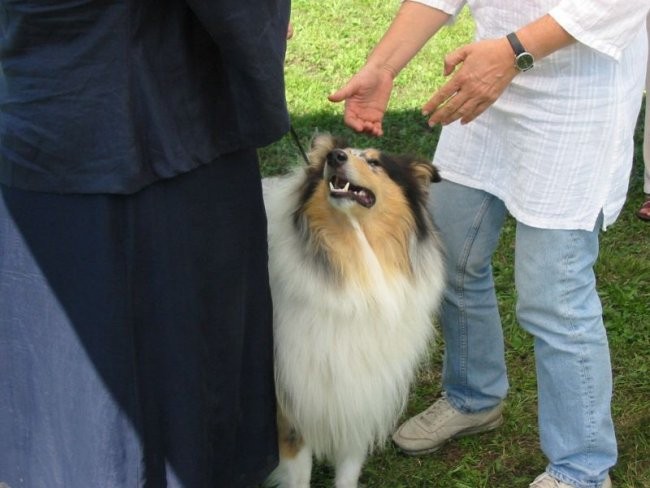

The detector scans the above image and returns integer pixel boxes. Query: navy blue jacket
[0,0,290,193]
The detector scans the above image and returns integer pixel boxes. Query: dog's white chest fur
[263,150,444,488]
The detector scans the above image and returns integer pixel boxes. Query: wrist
[510,15,575,64]
[380,62,399,80]
[506,32,535,72]
[364,60,399,80]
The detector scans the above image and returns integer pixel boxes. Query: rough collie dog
[263,134,445,488]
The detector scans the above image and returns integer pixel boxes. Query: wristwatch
[506,32,534,72]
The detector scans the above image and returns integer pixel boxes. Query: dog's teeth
[343,182,350,192]
[329,182,335,191]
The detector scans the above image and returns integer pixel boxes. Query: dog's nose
[326,149,348,168]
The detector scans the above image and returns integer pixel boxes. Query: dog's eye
[366,158,380,167]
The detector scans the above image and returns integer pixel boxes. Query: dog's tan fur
[264,134,444,488]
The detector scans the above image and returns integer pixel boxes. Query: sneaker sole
[395,415,504,456]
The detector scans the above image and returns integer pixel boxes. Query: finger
[360,119,383,137]
[460,100,491,125]
[441,107,467,126]
[447,100,479,125]
[328,86,350,103]
[422,85,458,117]
[441,96,489,126]
[342,111,383,136]
[342,112,365,132]
[328,80,359,103]
[430,105,464,126]
[425,89,470,125]
[442,46,468,76]
[423,46,469,117]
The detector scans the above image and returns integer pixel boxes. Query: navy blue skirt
[0,150,277,487]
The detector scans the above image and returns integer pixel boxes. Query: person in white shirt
[638,13,650,222]
[329,1,649,487]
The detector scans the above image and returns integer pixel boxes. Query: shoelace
[419,395,456,426]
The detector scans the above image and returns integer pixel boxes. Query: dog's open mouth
[328,176,376,208]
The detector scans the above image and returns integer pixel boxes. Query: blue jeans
[429,180,616,488]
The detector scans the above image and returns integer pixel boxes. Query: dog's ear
[308,133,334,166]
[411,160,441,189]
[310,133,334,151]
[309,133,349,151]
[308,133,348,166]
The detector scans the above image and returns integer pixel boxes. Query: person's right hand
[328,64,395,137]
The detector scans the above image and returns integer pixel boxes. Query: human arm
[549,0,649,61]
[328,1,451,136]
[175,0,291,145]
[424,0,649,126]
[424,14,575,126]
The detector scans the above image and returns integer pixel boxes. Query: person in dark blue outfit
[0,1,290,487]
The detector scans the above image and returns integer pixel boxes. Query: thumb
[443,46,468,76]
[328,84,352,103]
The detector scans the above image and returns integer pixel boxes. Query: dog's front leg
[265,410,312,488]
[274,444,312,488]
[334,450,366,488]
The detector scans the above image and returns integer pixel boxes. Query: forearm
[422,14,576,126]
[514,14,575,62]
[365,1,451,78]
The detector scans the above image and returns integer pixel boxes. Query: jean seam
[557,228,599,475]
[453,193,497,409]
[574,229,599,470]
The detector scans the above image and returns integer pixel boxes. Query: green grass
[259,1,650,486]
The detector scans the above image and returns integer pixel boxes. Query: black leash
[290,124,310,166]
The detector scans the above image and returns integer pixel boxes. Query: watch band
[506,32,534,71]
[506,32,526,56]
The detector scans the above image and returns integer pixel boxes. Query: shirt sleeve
[405,0,466,19]
[549,0,649,61]
[181,0,291,145]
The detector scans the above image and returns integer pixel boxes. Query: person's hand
[328,64,395,137]
[423,37,518,126]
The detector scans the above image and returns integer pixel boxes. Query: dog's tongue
[354,190,374,207]
[328,177,375,208]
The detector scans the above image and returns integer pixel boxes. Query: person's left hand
[328,64,395,137]
[423,37,519,126]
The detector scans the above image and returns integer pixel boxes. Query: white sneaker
[392,394,503,455]
[529,472,612,488]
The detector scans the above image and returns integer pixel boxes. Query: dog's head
[296,133,440,238]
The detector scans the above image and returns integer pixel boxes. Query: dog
[263,134,445,488]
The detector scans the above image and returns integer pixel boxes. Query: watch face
[515,52,534,71]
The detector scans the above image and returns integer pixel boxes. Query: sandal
[637,196,650,221]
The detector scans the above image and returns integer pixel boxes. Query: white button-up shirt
[412,0,649,230]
